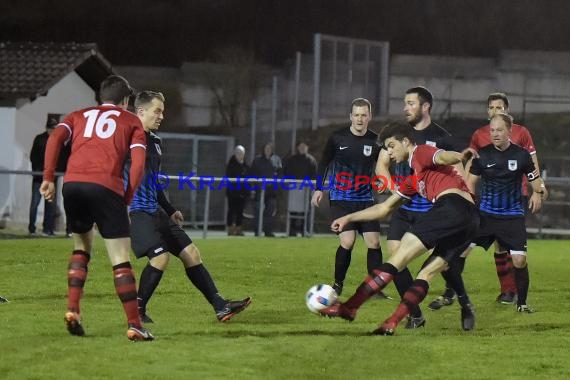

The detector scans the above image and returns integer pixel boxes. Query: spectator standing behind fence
[283,141,317,237]
[225,145,249,236]
[249,143,282,237]
[28,114,69,236]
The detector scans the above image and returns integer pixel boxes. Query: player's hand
[171,210,184,226]
[311,190,323,207]
[541,185,549,201]
[331,216,349,233]
[460,148,478,163]
[40,181,55,201]
[529,192,543,214]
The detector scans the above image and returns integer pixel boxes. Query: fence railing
[2,170,569,239]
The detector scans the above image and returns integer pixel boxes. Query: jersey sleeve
[416,145,440,169]
[395,176,417,199]
[519,126,537,154]
[469,157,482,176]
[469,129,481,151]
[522,150,539,181]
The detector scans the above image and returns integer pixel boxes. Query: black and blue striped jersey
[393,122,454,212]
[317,127,380,202]
[470,142,539,217]
[125,131,175,215]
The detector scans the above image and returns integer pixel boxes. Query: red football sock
[494,252,517,294]
[345,269,394,310]
[113,264,140,326]
[67,250,90,313]
[385,279,428,326]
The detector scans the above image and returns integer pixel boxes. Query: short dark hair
[487,92,509,108]
[350,98,372,114]
[134,90,165,110]
[406,86,433,112]
[99,75,134,105]
[45,113,59,129]
[378,120,416,147]
[490,111,513,129]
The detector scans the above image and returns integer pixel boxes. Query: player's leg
[61,182,96,337]
[512,250,532,312]
[28,181,42,234]
[375,254,448,334]
[177,242,251,321]
[93,184,152,340]
[429,245,474,311]
[494,240,518,304]
[130,211,171,322]
[386,208,424,324]
[137,253,169,323]
[334,230,357,295]
[320,231,427,321]
[374,194,479,334]
[499,219,533,312]
[330,201,357,295]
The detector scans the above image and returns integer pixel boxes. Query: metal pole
[312,33,321,131]
[379,42,390,116]
[190,138,199,227]
[203,187,210,239]
[257,189,265,236]
[249,100,257,164]
[271,76,278,144]
[291,51,301,154]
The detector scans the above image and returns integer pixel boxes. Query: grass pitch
[0,236,569,379]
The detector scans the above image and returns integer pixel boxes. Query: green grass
[1,237,569,379]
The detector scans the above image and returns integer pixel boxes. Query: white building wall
[8,71,96,229]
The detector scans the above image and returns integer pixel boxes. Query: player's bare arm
[465,173,480,194]
[434,148,477,166]
[530,154,549,200]
[331,193,404,232]
[529,176,544,214]
[375,149,393,194]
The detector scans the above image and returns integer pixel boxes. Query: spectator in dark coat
[249,143,282,237]
[225,145,249,236]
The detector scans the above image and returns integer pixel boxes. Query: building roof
[0,41,114,104]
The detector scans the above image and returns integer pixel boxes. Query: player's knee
[149,252,170,270]
[179,243,202,266]
[511,253,527,268]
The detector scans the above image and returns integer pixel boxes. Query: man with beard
[374,87,472,328]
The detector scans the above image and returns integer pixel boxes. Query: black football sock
[366,247,383,275]
[137,264,163,313]
[442,258,469,306]
[393,267,422,318]
[334,246,352,285]
[185,264,226,310]
[514,266,530,306]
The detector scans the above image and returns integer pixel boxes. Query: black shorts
[330,200,380,234]
[387,208,427,241]
[63,182,130,239]
[472,213,527,253]
[409,194,479,263]
[130,210,192,259]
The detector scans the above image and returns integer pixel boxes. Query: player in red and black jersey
[41,75,153,341]
[319,121,478,335]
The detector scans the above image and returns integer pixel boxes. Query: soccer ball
[306,284,338,314]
